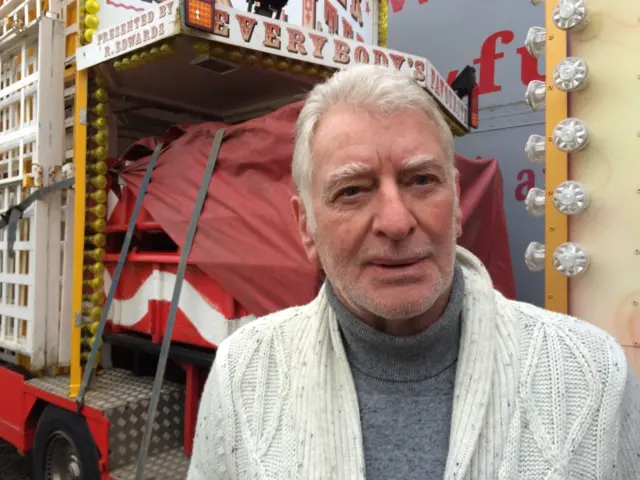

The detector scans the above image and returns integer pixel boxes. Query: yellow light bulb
[90,175,107,189]
[89,161,108,175]
[85,0,100,14]
[91,103,108,117]
[88,190,107,204]
[91,88,108,103]
[85,233,106,248]
[84,15,99,30]
[85,247,105,261]
[87,204,107,218]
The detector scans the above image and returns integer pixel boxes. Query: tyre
[31,405,101,480]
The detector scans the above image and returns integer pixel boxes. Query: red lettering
[263,22,282,49]
[334,39,351,64]
[517,46,545,84]
[342,17,354,39]
[236,15,258,42]
[354,45,370,64]
[389,0,429,14]
[514,169,536,202]
[214,10,230,37]
[389,53,406,71]
[325,0,338,35]
[373,49,389,66]
[473,30,514,94]
[356,33,364,42]
[309,33,329,59]
[286,28,307,55]
[414,60,426,83]
[350,0,363,26]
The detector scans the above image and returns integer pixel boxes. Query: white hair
[292,64,455,216]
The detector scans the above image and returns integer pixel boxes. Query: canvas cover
[114,101,516,318]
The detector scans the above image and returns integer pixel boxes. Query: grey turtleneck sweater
[326,266,464,480]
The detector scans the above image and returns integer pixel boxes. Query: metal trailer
[0,0,477,478]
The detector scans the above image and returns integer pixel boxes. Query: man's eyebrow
[400,155,441,172]
[324,162,373,192]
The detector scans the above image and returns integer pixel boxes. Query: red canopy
[115,101,515,318]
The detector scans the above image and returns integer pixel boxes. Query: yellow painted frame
[69,67,88,398]
[543,2,569,314]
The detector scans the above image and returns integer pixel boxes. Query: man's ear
[454,169,463,238]
[292,195,318,264]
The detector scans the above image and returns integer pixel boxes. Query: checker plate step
[28,368,185,471]
[109,447,190,480]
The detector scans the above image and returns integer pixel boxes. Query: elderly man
[187,64,640,479]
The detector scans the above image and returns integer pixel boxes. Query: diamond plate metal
[109,448,190,480]
[107,388,184,469]
[27,368,184,471]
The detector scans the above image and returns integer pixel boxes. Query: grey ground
[0,440,31,479]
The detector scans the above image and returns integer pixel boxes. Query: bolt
[635,249,640,255]
[548,85,553,90]
[549,226,556,232]
[549,34,554,40]
[636,188,640,194]
[548,190,553,195]
[633,300,639,307]
[637,74,640,80]
[547,294,553,299]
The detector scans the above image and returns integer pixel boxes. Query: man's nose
[372,184,417,240]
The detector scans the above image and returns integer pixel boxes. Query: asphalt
[0,440,31,480]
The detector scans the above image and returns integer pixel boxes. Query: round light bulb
[525,188,546,217]
[525,134,546,165]
[552,118,589,152]
[553,57,589,92]
[524,26,546,58]
[552,242,589,276]
[552,181,589,215]
[525,241,546,272]
[525,80,546,111]
[552,0,589,31]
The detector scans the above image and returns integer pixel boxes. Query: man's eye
[341,186,363,197]
[413,174,433,186]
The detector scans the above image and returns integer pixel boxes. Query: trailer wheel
[32,405,101,480]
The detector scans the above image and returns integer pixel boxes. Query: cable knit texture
[188,246,640,480]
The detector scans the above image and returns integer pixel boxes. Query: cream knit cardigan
[188,246,640,479]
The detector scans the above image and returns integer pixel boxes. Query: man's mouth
[369,257,426,268]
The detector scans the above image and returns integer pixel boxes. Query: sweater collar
[326,265,464,382]
[293,245,498,480]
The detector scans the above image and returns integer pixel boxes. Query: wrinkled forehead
[309,107,449,185]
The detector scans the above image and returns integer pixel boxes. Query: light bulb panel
[525,80,546,111]
[525,134,546,165]
[524,26,546,58]
[525,241,546,272]
[552,242,589,276]
[552,0,589,31]
[525,187,546,217]
[552,118,589,152]
[552,181,589,215]
[553,57,589,92]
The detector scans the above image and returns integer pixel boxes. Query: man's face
[293,107,462,331]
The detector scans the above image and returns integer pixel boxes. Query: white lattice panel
[0,14,66,369]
